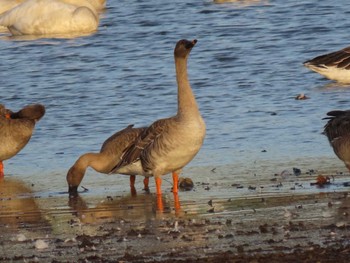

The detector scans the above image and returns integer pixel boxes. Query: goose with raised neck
[0,103,45,177]
[110,39,206,197]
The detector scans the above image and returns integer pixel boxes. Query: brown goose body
[323,110,350,170]
[0,103,45,176]
[111,39,206,195]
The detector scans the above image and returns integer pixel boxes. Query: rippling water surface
[1,0,350,194]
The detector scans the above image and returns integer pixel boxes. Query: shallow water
[1,0,350,233]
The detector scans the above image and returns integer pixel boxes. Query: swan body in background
[0,0,21,31]
[304,46,350,83]
[67,125,148,195]
[0,0,104,14]
[0,0,99,36]
[0,104,45,177]
[80,0,105,11]
[110,39,206,197]
[0,0,22,15]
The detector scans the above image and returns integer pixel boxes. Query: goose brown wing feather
[100,124,135,152]
[305,48,350,67]
[323,110,350,143]
[109,119,167,173]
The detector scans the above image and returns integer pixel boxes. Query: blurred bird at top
[304,45,350,83]
[0,0,104,36]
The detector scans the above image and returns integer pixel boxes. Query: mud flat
[0,161,349,262]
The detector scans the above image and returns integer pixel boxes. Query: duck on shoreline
[0,104,45,177]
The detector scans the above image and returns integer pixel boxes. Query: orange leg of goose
[0,161,3,178]
[143,177,150,191]
[130,175,136,196]
[155,177,162,195]
[130,175,136,187]
[172,172,179,193]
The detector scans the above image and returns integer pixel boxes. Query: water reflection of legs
[173,193,181,215]
[154,173,182,213]
[156,194,164,211]
[172,172,179,194]
[172,172,181,215]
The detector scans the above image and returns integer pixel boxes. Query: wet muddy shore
[1,162,350,262]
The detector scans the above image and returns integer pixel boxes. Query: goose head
[0,104,12,118]
[174,39,197,58]
[67,165,82,195]
[11,104,45,122]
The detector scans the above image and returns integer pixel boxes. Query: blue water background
[1,0,350,193]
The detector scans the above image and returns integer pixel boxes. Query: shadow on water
[67,191,185,224]
[0,177,50,235]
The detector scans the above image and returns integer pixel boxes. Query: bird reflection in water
[0,177,48,233]
[68,191,182,224]
[335,195,350,226]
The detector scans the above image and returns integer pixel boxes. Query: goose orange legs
[129,176,151,195]
[0,161,3,178]
[155,177,164,211]
[154,172,179,195]
[154,172,181,211]
[143,177,150,191]
[130,175,136,196]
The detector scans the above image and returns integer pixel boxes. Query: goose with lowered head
[66,125,149,196]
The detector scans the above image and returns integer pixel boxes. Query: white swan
[0,0,99,36]
[0,0,22,15]
[80,0,105,11]
[0,0,22,32]
[0,0,104,14]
